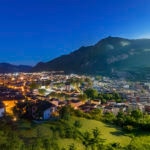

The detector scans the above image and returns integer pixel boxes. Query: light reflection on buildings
[2,100,17,115]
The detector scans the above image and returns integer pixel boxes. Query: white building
[0,102,5,117]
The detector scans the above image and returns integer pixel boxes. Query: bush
[123,125,134,132]
[74,120,82,128]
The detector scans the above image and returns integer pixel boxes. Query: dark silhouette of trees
[59,106,71,120]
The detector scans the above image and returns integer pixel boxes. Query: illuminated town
[1,72,150,121]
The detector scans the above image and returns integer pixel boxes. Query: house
[107,100,116,105]
[43,107,53,120]
[79,103,98,112]
[128,102,144,112]
[145,104,150,114]
[103,105,114,113]
[36,101,56,120]
[90,99,101,105]
[50,98,59,107]
[0,102,5,117]
[27,100,57,120]
[69,99,83,109]
[65,82,71,91]
[58,100,67,107]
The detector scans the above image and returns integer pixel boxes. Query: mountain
[0,63,32,73]
[32,36,150,80]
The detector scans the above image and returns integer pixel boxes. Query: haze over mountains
[0,63,32,73]
[1,36,150,80]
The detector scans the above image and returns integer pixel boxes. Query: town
[1,71,150,120]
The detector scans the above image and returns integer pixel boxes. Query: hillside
[32,36,150,80]
[0,63,32,73]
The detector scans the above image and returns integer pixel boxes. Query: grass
[15,117,150,149]
[128,131,150,150]
[57,139,84,150]
[16,117,131,149]
[70,117,131,146]
[17,120,52,138]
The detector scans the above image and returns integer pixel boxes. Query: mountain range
[1,36,150,80]
[32,36,150,80]
[0,63,32,73]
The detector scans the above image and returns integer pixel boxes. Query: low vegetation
[1,106,150,150]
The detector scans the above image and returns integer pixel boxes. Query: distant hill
[0,63,32,73]
[31,36,150,80]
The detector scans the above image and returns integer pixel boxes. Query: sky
[0,0,150,66]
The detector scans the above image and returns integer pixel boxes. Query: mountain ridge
[0,63,32,73]
[32,36,150,80]
[1,36,150,80]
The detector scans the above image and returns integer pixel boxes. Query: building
[145,104,150,114]
[0,102,5,117]
[27,100,56,120]
[69,99,83,109]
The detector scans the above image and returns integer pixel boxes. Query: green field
[73,117,131,146]
[12,117,150,150]
[15,117,130,149]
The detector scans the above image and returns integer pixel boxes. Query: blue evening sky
[0,0,150,66]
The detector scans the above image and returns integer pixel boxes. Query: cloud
[120,41,130,46]
[107,54,128,64]
[144,49,150,52]
[106,44,114,49]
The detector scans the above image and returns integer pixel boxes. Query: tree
[64,94,69,100]
[59,106,71,120]
[78,94,87,103]
[13,100,29,118]
[84,88,98,99]
[91,128,105,149]
[95,76,102,81]
[82,131,91,150]
[74,120,82,128]
[92,127,100,138]
[59,93,66,101]
[103,112,115,123]
[38,89,46,95]
[101,98,107,104]
[81,128,105,150]
[31,138,43,150]
[30,82,39,90]
[116,111,125,126]
[68,143,76,150]
[131,110,143,121]
[50,126,58,139]
[90,108,102,120]
[43,138,51,150]
[113,92,121,100]
[49,92,58,99]
[65,126,72,138]
[84,77,93,87]
[123,125,134,132]
[6,132,24,150]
